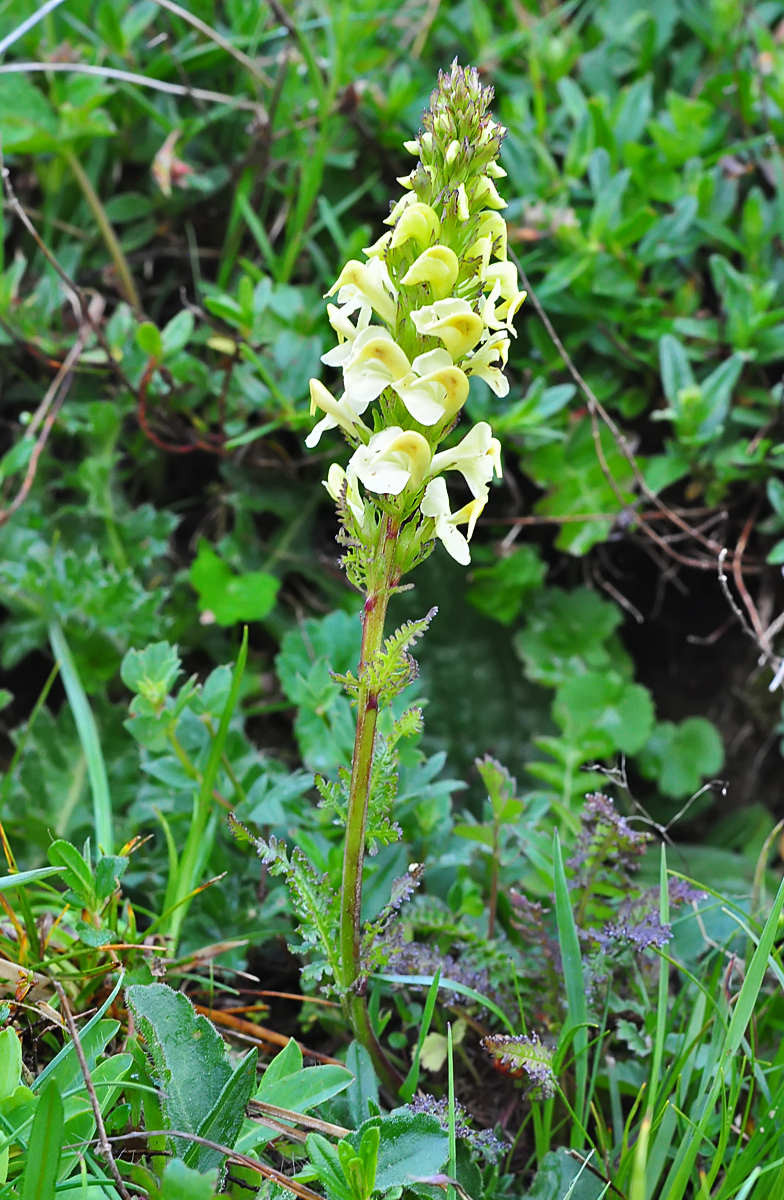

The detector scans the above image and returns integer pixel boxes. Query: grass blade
[48,621,113,853]
[552,829,588,1148]
[399,967,441,1104]
[20,1080,63,1200]
[663,874,784,1199]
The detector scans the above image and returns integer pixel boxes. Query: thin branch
[54,982,134,1200]
[510,251,730,565]
[731,507,771,655]
[151,0,274,94]
[0,62,266,116]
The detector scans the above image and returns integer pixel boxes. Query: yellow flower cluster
[308,63,525,566]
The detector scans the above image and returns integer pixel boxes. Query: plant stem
[63,148,140,310]
[338,516,403,1092]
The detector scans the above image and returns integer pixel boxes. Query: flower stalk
[304,62,525,1082]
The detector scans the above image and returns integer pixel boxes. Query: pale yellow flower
[342,327,411,405]
[430,421,502,497]
[463,332,510,398]
[389,202,441,250]
[410,298,484,360]
[391,349,469,425]
[349,427,431,495]
[324,463,365,524]
[400,246,459,300]
[306,379,370,449]
[421,476,485,565]
[320,303,371,371]
[327,258,398,326]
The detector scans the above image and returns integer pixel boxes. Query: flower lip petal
[349,426,431,495]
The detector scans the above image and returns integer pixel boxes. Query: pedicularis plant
[235,64,525,1088]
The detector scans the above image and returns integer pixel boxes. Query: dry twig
[54,981,134,1200]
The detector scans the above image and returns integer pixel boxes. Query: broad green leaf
[349,1112,448,1193]
[638,717,724,798]
[190,540,279,626]
[47,840,94,904]
[467,546,546,625]
[136,322,163,358]
[523,1147,607,1199]
[185,1049,257,1173]
[257,1064,353,1113]
[515,587,625,688]
[658,335,694,405]
[554,670,654,755]
[306,1134,354,1200]
[0,75,58,154]
[159,1158,219,1200]
[126,983,232,1156]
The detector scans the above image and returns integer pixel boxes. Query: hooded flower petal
[327,258,398,326]
[349,427,431,495]
[401,246,459,300]
[410,298,484,360]
[306,378,370,448]
[391,348,469,425]
[482,281,527,334]
[429,421,502,497]
[343,327,412,405]
[320,302,372,369]
[388,202,441,249]
[463,331,510,397]
[324,463,365,524]
[475,212,507,260]
[362,230,393,258]
[421,476,485,565]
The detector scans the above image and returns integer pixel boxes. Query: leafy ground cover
[1,0,784,1197]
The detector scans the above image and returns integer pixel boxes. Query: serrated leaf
[126,983,232,1156]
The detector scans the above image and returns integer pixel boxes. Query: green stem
[63,148,141,310]
[338,517,403,1092]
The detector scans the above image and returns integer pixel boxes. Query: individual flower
[463,331,510,397]
[421,476,484,565]
[400,246,459,300]
[430,421,502,497]
[472,175,507,210]
[481,279,527,334]
[320,303,371,371]
[410,298,484,360]
[327,258,398,326]
[391,349,469,425]
[475,211,507,259]
[349,427,431,495]
[324,463,365,524]
[342,328,411,405]
[387,201,441,249]
[306,379,370,449]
